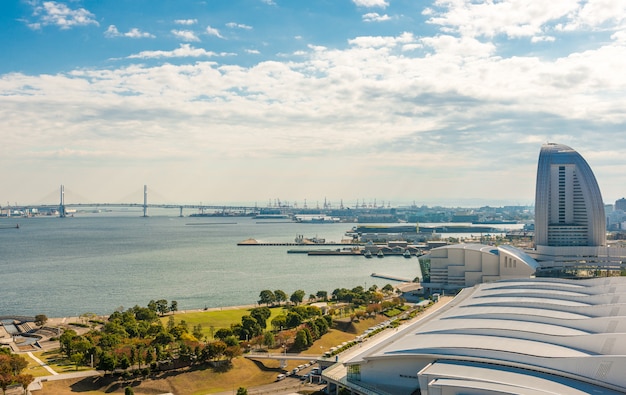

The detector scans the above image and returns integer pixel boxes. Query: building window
[347,364,361,382]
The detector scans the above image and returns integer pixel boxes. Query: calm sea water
[0,212,423,317]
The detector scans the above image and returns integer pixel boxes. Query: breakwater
[371,273,414,282]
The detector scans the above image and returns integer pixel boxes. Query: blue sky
[1,0,626,208]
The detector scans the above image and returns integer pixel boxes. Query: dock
[307,249,362,256]
[237,238,355,247]
[371,273,413,282]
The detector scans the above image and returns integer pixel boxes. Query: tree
[258,290,276,306]
[274,290,288,305]
[224,345,242,361]
[70,352,84,371]
[236,387,248,395]
[170,300,178,314]
[214,328,233,340]
[270,315,287,331]
[316,290,328,301]
[286,311,302,328]
[204,341,227,361]
[97,352,117,374]
[34,314,48,327]
[8,354,27,376]
[263,332,275,348]
[15,374,34,394]
[293,329,309,350]
[118,354,130,370]
[290,289,306,305]
[155,299,170,316]
[240,315,262,340]
[145,348,155,366]
[125,386,135,395]
[0,373,12,395]
[59,329,77,358]
[382,284,395,294]
[192,324,203,340]
[250,307,271,329]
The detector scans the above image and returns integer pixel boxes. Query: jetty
[307,249,362,256]
[371,273,414,282]
[237,238,354,247]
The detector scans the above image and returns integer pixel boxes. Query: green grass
[161,306,287,339]
[32,349,94,374]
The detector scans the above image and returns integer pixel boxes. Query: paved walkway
[26,351,58,376]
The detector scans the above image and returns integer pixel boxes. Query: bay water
[0,212,422,317]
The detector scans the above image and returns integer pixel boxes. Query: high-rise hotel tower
[534,143,606,248]
[530,143,622,268]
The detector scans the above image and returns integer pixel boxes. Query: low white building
[424,244,538,291]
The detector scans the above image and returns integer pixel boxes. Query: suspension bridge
[2,185,263,218]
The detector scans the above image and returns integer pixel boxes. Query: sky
[1,0,626,208]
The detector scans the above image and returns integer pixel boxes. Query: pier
[371,273,414,282]
[238,238,355,247]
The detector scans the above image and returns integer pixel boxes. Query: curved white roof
[348,277,626,393]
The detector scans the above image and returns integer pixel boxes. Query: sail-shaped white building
[534,142,606,248]
[530,143,624,269]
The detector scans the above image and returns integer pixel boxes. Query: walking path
[26,351,59,376]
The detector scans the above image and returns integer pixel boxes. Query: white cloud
[29,1,99,30]
[352,0,389,8]
[226,22,252,30]
[171,29,200,42]
[556,0,626,31]
[175,19,197,25]
[245,49,261,54]
[348,32,416,48]
[426,0,579,39]
[362,12,391,22]
[4,22,626,203]
[105,25,155,39]
[612,30,626,43]
[427,0,626,43]
[127,44,218,59]
[104,25,120,37]
[206,25,224,38]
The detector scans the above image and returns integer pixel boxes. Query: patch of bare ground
[39,358,283,395]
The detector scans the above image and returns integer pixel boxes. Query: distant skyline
[1,1,626,207]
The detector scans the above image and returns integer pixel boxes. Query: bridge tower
[59,185,66,218]
[143,185,148,217]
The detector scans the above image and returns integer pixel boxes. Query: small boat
[377,250,384,258]
[363,250,373,258]
[403,249,411,258]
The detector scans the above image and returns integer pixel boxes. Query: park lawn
[161,306,287,339]
[24,353,52,377]
[33,349,94,374]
